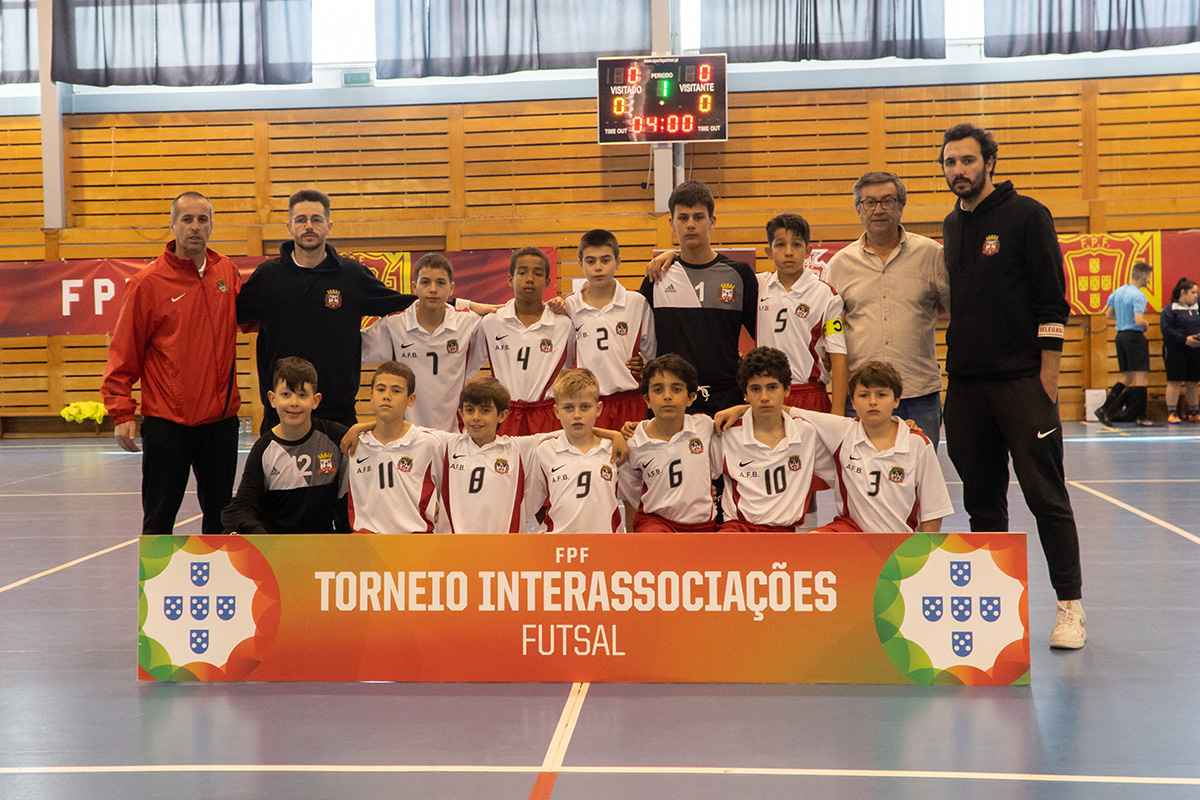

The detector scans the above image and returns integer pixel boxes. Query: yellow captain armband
[822,318,844,336]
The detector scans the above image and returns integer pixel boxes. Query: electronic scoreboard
[597,54,728,144]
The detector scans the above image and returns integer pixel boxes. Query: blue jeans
[845,390,942,451]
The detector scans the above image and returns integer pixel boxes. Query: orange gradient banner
[138,532,1029,685]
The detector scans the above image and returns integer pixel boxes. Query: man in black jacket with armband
[938,123,1086,650]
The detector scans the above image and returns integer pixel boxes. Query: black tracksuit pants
[140,415,240,535]
[944,375,1083,601]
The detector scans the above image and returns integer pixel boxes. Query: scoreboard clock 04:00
[597,54,728,144]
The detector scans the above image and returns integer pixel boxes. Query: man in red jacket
[102,192,242,535]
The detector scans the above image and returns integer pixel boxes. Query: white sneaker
[1049,600,1086,649]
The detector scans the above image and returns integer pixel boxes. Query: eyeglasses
[291,215,327,227]
[857,197,898,211]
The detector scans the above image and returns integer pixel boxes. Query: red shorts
[812,515,862,533]
[787,382,831,412]
[718,520,797,533]
[499,399,560,436]
[598,389,647,432]
[787,383,831,491]
[633,510,716,533]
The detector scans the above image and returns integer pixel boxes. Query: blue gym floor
[2,421,1199,799]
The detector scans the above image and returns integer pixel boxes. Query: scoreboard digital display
[597,54,728,144]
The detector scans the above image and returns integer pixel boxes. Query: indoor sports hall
[3,425,1199,799]
[3,1,1200,798]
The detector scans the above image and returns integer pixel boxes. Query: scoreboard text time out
[597,54,728,144]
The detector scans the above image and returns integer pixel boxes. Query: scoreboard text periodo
[597,54,728,144]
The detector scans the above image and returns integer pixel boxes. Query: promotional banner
[138,532,1030,686]
[0,248,556,337]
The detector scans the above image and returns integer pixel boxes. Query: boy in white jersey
[801,361,953,533]
[527,369,623,533]
[756,213,848,415]
[718,347,834,532]
[360,253,488,432]
[481,247,575,436]
[346,362,442,534]
[619,354,722,532]
[567,229,656,430]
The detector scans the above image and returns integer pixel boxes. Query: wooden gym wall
[1,73,1198,429]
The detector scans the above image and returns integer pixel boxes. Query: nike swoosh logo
[452,454,465,459]
[639,460,654,469]
[849,455,861,460]
[739,460,754,467]
[495,334,509,341]
[1037,428,1058,439]
[356,456,370,463]
[575,324,585,332]
[400,343,415,349]
[551,465,565,472]
[171,294,185,303]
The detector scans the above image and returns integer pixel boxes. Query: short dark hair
[578,229,620,263]
[510,246,551,278]
[668,180,715,217]
[853,171,907,208]
[848,360,903,398]
[288,189,331,219]
[272,356,318,393]
[1131,261,1153,281]
[640,353,699,397]
[170,191,211,222]
[765,213,811,246]
[414,252,454,282]
[736,347,792,393]
[372,361,415,394]
[940,123,999,176]
[1171,277,1197,303]
[460,376,510,414]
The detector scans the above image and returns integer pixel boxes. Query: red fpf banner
[0,248,557,337]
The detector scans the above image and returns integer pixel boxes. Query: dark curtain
[1,0,37,83]
[985,0,1200,57]
[51,0,312,86]
[376,0,652,79]
[700,0,945,62]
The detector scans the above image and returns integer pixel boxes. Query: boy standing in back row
[640,181,758,415]
[481,247,575,436]
[567,229,656,430]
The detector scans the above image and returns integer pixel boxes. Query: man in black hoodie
[939,123,1086,650]
[238,189,418,432]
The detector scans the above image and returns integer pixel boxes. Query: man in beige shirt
[827,171,950,449]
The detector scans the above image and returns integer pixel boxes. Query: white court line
[540,682,589,771]
[0,763,1197,786]
[0,514,201,595]
[1068,481,1200,546]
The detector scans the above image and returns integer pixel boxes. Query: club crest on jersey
[615,321,629,336]
[787,455,801,471]
[601,464,613,481]
[982,235,1000,256]
[794,303,811,319]
[494,458,510,474]
[888,466,905,483]
[317,453,335,474]
[718,283,736,303]
[325,289,342,309]
[398,456,413,473]
[540,338,554,353]
[216,279,229,293]
[688,437,704,454]
[446,339,459,354]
